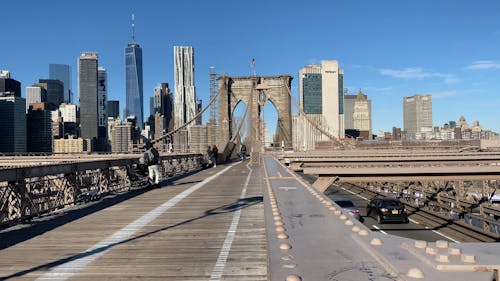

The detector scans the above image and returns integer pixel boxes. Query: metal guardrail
[0,153,204,226]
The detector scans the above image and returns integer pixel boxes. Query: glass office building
[49,64,72,103]
[78,52,99,144]
[125,43,144,128]
[302,73,322,114]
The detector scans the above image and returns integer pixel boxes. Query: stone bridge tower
[217,75,293,163]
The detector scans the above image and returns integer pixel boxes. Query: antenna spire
[131,14,135,42]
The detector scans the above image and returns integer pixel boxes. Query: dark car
[332,198,361,221]
[366,198,409,224]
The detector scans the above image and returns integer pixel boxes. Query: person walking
[240,144,247,160]
[211,145,218,168]
[144,141,160,186]
[206,145,212,162]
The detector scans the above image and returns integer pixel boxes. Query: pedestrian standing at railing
[211,145,218,168]
[144,141,160,186]
[206,145,212,162]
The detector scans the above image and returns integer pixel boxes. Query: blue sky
[2,0,500,135]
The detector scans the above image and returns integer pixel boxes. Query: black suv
[366,198,409,224]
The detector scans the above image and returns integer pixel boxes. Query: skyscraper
[321,60,344,139]
[0,94,26,153]
[298,61,344,139]
[27,103,52,152]
[343,94,357,130]
[125,15,144,128]
[0,71,21,97]
[403,94,432,137]
[78,52,99,146]
[174,46,196,130]
[97,67,108,150]
[49,64,72,103]
[299,64,322,114]
[352,90,372,139]
[35,79,64,107]
[195,98,202,125]
[107,100,120,119]
[153,83,174,134]
[26,86,47,112]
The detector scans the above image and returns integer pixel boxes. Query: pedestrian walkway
[0,162,267,281]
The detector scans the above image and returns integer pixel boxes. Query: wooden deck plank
[0,162,266,280]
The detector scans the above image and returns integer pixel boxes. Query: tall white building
[173,46,196,131]
[321,60,344,139]
[403,94,432,137]
[352,90,372,138]
[295,60,344,150]
[59,103,77,123]
[343,94,357,130]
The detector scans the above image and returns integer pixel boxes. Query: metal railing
[0,153,204,226]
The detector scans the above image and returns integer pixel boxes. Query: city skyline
[1,1,500,135]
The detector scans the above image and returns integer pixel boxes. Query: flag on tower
[251,58,255,66]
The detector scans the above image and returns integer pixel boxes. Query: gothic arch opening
[217,75,292,162]
[232,100,250,146]
[262,100,279,148]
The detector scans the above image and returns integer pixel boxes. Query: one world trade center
[125,14,144,128]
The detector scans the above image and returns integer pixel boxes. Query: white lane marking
[372,225,388,235]
[431,230,461,244]
[341,186,422,225]
[279,186,297,191]
[209,163,252,281]
[36,163,238,281]
[409,218,420,224]
[341,187,369,201]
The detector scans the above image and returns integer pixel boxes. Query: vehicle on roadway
[366,198,409,224]
[331,198,361,221]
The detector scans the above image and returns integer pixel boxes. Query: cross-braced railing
[0,153,204,226]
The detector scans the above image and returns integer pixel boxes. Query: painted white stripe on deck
[341,186,369,201]
[209,163,252,281]
[432,230,461,243]
[36,163,237,281]
[409,218,420,224]
[372,225,388,235]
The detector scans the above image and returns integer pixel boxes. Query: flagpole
[251,58,256,76]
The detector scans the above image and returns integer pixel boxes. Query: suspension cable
[230,99,250,143]
[151,82,222,144]
[152,77,350,149]
[281,84,348,147]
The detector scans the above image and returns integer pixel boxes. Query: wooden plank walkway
[0,162,267,281]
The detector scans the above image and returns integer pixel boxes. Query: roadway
[0,156,498,280]
[299,173,459,243]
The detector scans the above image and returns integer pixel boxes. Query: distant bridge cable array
[151,82,222,145]
[152,77,349,149]
[256,82,347,147]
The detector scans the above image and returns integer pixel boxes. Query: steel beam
[306,166,500,182]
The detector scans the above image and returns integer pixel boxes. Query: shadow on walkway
[0,195,262,280]
[0,168,203,251]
